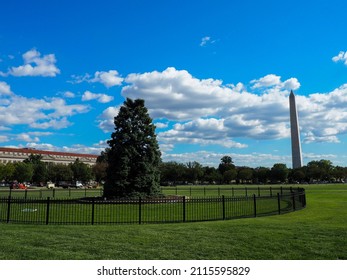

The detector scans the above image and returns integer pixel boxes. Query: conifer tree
[104,98,161,198]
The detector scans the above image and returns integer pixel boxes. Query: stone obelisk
[289,90,303,169]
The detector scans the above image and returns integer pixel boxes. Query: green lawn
[0,184,346,260]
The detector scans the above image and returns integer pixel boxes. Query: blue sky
[1,0,347,167]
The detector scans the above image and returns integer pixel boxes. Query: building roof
[0,147,98,159]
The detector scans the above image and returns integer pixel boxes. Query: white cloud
[82,90,114,103]
[154,122,169,129]
[8,49,60,77]
[63,91,75,98]
[0,81,13,95]
[0,135,9,143]
[97,106,120,132]
[200,36,211,46]
[251,74,281,89]
[24,142,105,155]
[251,74,300,90]
[16,133,40,143]
[71,70,123,87]
[158,118,247,149]
[91,70,123,87]
[332,51,347,65]
[123,67,232,120]
[120,67,347,147]
[0,91,89,130]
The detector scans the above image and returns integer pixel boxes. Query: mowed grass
[0,184,346,260]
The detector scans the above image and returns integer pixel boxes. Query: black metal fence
[0,187,306,225]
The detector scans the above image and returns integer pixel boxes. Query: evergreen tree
[104,98,161,198]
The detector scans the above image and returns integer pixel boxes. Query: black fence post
[91,198,95,225]
[46,197,50,225]
[222,195,225,220]
[292,193,296,211]
[253,194,257,217]
[182,196,186,222]
[138,197,142,225]
[277,193,281,215]
[6,196,11,223]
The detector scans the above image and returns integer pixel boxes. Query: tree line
[0,154,95,186]
[159,156,347,185]
[1,152,346,187]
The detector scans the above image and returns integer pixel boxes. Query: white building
[0,147,98,166]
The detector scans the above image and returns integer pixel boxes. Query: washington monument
[289,91,303,169]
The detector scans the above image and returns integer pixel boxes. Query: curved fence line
[0,187,306,225]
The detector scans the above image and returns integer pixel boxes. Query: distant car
[47,182,56,189]
[10,182,27,190]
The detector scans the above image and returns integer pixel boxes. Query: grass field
[0,184,346,260]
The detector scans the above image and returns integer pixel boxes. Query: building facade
[0,147,98,166]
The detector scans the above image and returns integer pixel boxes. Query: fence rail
[0,187,306,225]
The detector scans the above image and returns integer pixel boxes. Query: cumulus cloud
[16,133,40,143]
[97,106,119,132]
[332,51,347,65]
[0,81,13,95]
[7,49,60,77]
[91,70,124,87]
[0,135,9,143]
[82,90,114,103]
[23,142,105,155]
[0,92,89,130]
[71,70,123,87]
[63,91,75,98]
[251,74,300,90]
[119,67,347,147]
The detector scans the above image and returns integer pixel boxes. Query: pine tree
[104,98,161,198]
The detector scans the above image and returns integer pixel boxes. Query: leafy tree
[0,163,15,181]
[70,159,93,183]
[270,163,289,183]
[253,167,270,184]
[218,156,235,176]
[185,161,204,184]
[203,166,222,184]
[92,161,108,183]
[237,167,253,183]
[104,98,161,198]
[46,163,73,182]
[24,154,47,183]
[223,169,237,184]
[97,148,110,163]
[14,162,34,183]
[160,161,186,185]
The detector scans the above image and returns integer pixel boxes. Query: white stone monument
[289,90,303,169]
